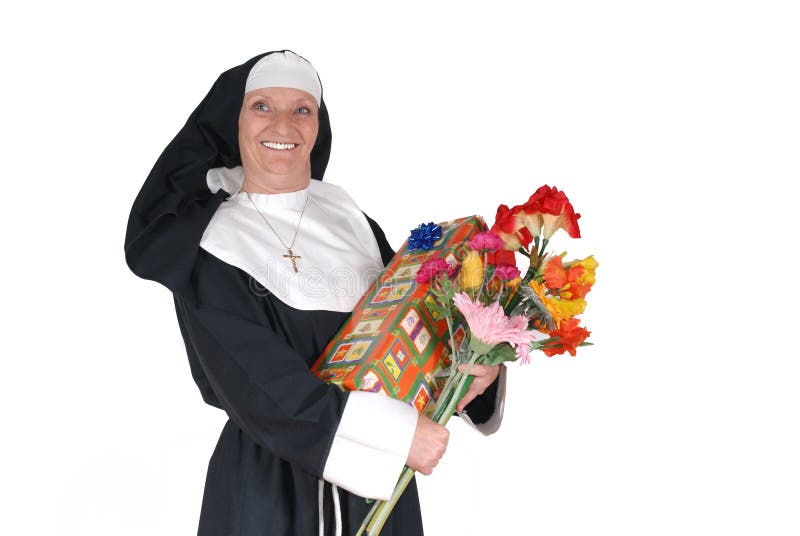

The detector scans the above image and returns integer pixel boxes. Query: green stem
[436,355,480,426]
[445,315,456,360]
[361,353,482,535]
[433,325,467,418]
[433,370,461,420]
[538,237,549,258]
[522,265,537,284]
[356,499,382,536]
[478,250,488,301]
[364,466,415,534]
[358,374,461,535]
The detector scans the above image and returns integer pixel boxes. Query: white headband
[244,51,322,107]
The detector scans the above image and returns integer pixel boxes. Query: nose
[270,110,293,135]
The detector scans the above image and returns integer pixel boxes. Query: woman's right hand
[406,415,449,475]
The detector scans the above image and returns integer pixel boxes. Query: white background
[2,1,798,534]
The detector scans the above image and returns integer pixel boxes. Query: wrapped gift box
[311,215,487,416]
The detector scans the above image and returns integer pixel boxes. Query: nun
[124,50,506,536]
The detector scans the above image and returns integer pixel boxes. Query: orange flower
[543,255,597,300]
[560,282,592,300]
[542,255,568,289]
[542,317,591,357]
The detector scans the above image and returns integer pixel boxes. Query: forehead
[243,87,317,104]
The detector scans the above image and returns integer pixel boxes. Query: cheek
[304,122,319,147]
[238,111,264,140]
[237,116,250,149]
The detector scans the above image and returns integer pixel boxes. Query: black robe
[144,216,500,536]
[124,50,500,536]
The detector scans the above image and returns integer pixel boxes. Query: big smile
[261,141,297,150]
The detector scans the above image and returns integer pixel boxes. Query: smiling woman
[238,87,320,193]
[123,50,503,536]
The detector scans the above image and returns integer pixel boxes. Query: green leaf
[483,342,517,366]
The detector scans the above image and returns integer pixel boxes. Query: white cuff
[460,364,507,436]
[322,391,418,500]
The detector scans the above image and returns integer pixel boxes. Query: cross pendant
[283,248,301,272]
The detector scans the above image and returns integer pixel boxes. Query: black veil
[124,50,333,295]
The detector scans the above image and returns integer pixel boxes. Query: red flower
[542,317,591,357]
[492,204,520,234]
[487,248,516,266]
[521,185,581,239]
[490,205,533,251]
[517,226,534,247]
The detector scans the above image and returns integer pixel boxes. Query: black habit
[124,51,501,536]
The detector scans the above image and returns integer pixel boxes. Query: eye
[254,102,269,112]
[295,106,311,114]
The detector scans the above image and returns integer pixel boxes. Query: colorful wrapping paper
[311,216,487,416]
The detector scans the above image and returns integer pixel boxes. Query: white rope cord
[332,484,342,536]
[318,479,343,536]
[318,479,325,536]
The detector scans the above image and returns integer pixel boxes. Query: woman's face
[238,87,319,193]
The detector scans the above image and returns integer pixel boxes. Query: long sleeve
[322,391,418,500]
[175,291,420,498]
[174,292,349,477]
[123,81,233,295]
[171,210,418,491]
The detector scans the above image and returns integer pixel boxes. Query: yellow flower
[570,255,598,286]
[549,297,587,321]
[459,250,484,289]
[528,280,587,325]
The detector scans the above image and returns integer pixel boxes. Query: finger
[457,387,481,411]
[456,377,494,411]
[458,363,490,376]
[456,395,475,412]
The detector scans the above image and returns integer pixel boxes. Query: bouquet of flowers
[357,185,598,535]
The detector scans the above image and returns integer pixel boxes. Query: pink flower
[452,292,541,361]
[515,342,533,365]
[494,263,521,281]
[468,232,504,253]
[416,258,455,283]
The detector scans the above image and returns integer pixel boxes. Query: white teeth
[261,141,296,150]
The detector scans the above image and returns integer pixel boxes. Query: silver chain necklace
[246,190,310,273]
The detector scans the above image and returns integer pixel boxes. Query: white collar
[201,167,385,312]
[229,186,310,212]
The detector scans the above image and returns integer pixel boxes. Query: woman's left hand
[453,364,501,412]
